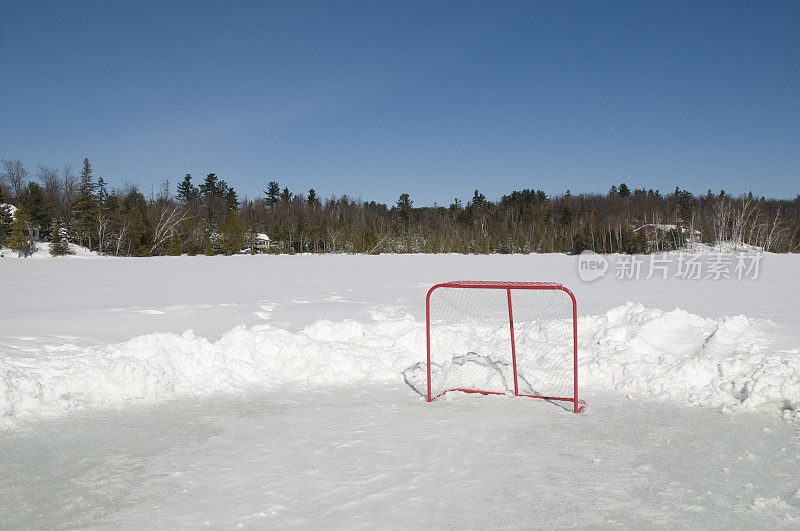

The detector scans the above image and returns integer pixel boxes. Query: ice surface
[2,385,799,529]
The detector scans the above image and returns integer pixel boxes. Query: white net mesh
[427,282,575,402]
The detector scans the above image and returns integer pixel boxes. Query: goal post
[425,281,585,413]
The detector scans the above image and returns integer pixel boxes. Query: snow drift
[579,302,799,412]
[1,304,798,425]
[0,309,422,423]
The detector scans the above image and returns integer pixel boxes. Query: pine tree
[396,193,413,226]
[95,177,107,201]
[9,208,31,256]
[223,184,239,210]
[20,182,53,237]
[49,220,72,256]
[218,209,245,254]
[675,188,696,223]
[166,235,183,256]
[72,158,97,249]
[126,206,151,256]
[618,183,631,197]
[280,187,292,203]
[176,174,198,205]
[202,231,215,255]
[472,189,486,207]
[0,187,12,247]
[558,204,574,225]
[199,173,219,197]
[198,173,224,226]
[307,188,320,208]
[265,181,280,206]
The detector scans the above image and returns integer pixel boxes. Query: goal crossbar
[425,281,586,413]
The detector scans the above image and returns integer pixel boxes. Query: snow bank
[683,240,766,254]
[0,310,422,424]
[1,304,799,425]
[579,302,799,412]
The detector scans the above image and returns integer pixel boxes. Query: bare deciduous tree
[150,204,192,254]
[1,159,29,199]
[37,164,64,214]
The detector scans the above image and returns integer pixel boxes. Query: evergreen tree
[96,177,108,205]
[9,208,31,256]
[49,220,72,256]
[265,181,280,206]
[618,183,631,197]
[198,173,225,226]
[558,204,574,225]
[20,182,54,235]
[72,158,97,248]
[126,206,151,256]
[176,174,198,205]
[0,187,14,247]
[396,193,413,226]
[165,235,183,256]
[223,184,239,210]
[202,231,215,255]
[472,189,486,207]
[307,188,320,208]
[280,187,292,203]
[199,173,219,197]
[675,188,696,222]
[218,209,245,254]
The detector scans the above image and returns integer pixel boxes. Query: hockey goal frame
[425,281,585,413]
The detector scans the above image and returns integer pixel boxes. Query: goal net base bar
[425,281,585,414]
[430,388,587,413]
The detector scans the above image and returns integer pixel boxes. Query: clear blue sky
[1,1,798,205]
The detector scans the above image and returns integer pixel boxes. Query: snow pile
[683,240,765,254]
[1,303,799,424]
[405,303,799,412]
[580,303,799,411]
[0,310,422,423]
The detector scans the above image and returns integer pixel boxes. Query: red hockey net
[425,281,584,413]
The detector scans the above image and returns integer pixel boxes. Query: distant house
[632,223,679,242]
[633,222,701,250]
[255,233,271,252]
[633,223,700,238]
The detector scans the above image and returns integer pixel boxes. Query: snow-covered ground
[1,240,97,260]
[1,253,800,527]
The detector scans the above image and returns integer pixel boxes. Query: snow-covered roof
[256,233,270,241]
[633,223,677,232]
[634,223,703,236]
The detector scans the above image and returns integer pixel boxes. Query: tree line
[1,158,799,257]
